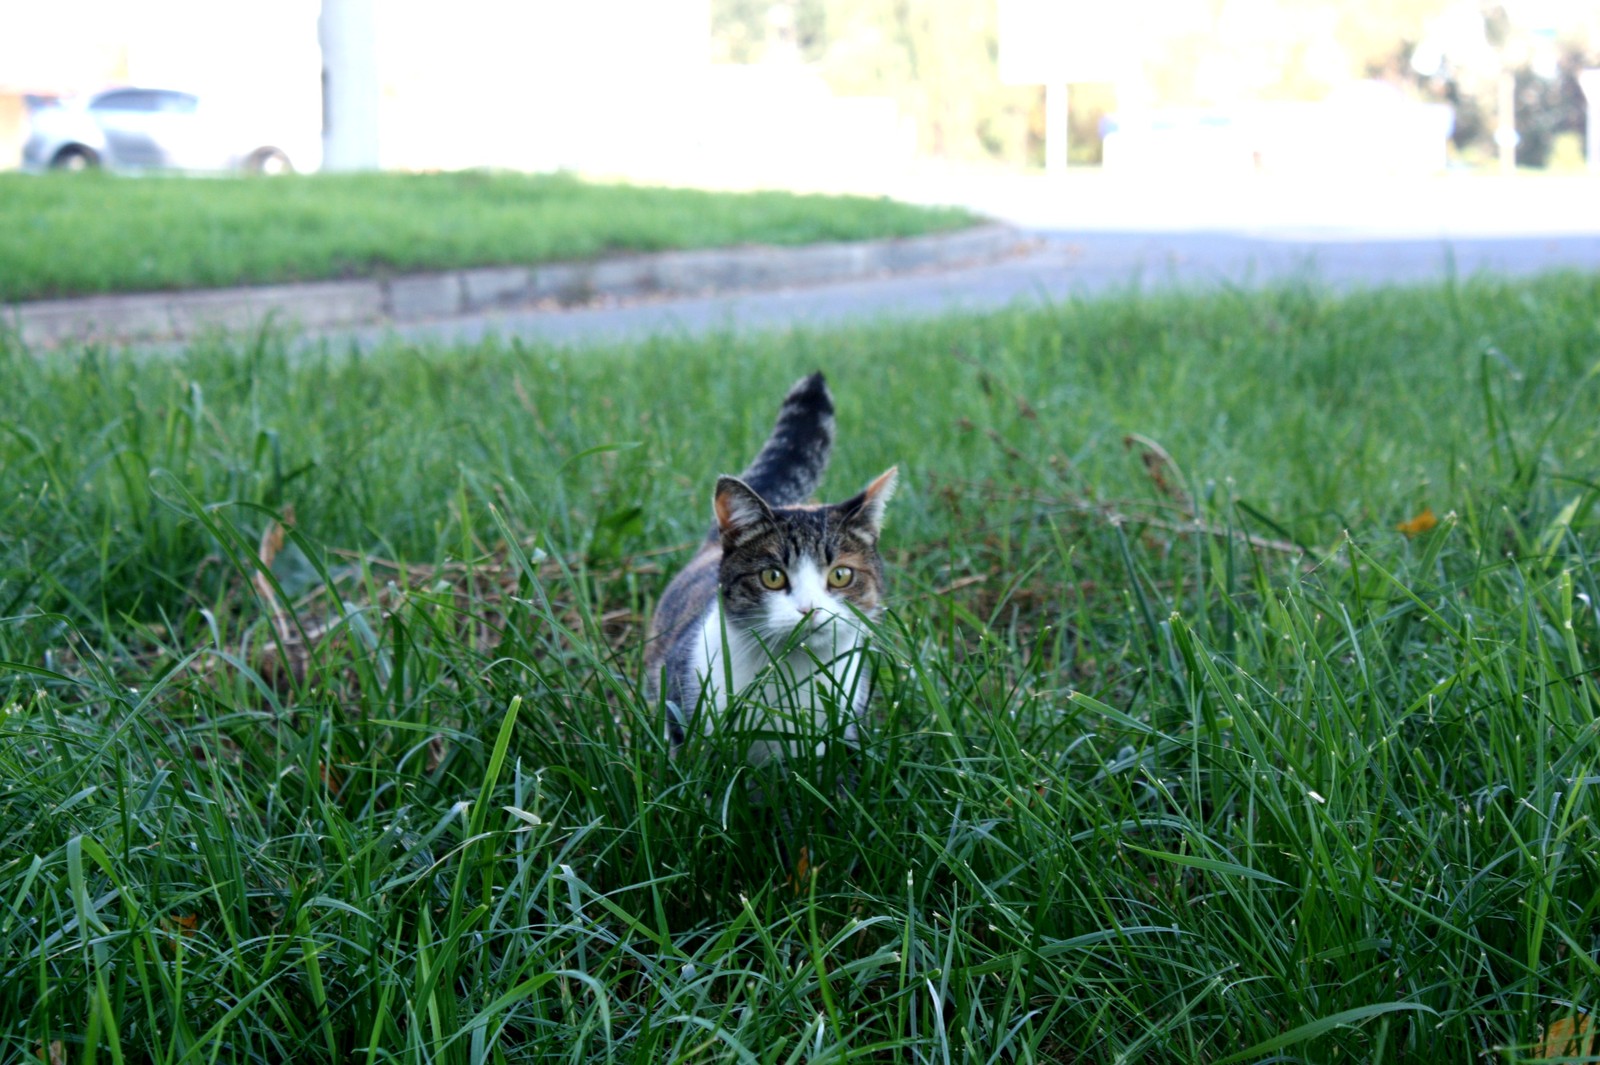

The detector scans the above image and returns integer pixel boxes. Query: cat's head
[711,468,898,646]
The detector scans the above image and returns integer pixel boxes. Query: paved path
[322,232,1600,351]
[318,171,1600,351]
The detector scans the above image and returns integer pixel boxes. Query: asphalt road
[311,171,1600,351]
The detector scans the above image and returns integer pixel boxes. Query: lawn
[3,272,1600,1062]
[0,170,976,303]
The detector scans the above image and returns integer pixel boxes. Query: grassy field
[0,170,975,303]
[3,272,1600,1062]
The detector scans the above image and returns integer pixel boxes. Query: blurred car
[22,87,306,174]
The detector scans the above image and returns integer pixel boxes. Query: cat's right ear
[714,476,775,544]
[840,466,898,536]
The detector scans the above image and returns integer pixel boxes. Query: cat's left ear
[842,466,898,536]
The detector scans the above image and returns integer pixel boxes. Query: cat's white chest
[685,601,869,763]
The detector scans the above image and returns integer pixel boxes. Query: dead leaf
[160,913,199,954]
[786,846,813,895]
[934,574,987,596]
[318,762,343,793]
[985,427,1024,461]
[1537,1013,1594,1060]
[254,505,298,647]
[1123,434,1195,515]
[38,1041,65,1065]
[1397,507,1439,537]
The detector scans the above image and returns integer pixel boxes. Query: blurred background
[0,0,1596,188]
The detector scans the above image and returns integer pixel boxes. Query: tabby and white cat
[644,372,896,764]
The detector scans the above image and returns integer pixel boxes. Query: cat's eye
[827,566,855,589]
[759,567,788,590]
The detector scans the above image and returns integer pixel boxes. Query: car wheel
[50,146,100,171]
[246,148,293,175]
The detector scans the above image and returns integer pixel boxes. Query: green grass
[3,272,1600,1062]
[0,170,976,303]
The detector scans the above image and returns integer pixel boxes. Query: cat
[644,371,897,765]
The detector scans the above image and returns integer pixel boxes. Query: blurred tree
[1512,46,1593,167]
[709,0,1594,168]
[1401,4,1597,168]
[711,0,1041,165]
[1136,0,1455,106]
[708,0,766,63]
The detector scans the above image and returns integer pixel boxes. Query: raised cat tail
[735,371,835,508]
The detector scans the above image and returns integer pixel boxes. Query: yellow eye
[827,566,855,589]
[759,567,788,590]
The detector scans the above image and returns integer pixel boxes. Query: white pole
[1580,70,1600,173]
[1045,82,1068,175]
[320,0,381,171]
[1495,70,1517,174]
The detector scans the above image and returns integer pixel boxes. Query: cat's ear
[841,466,898,536]
[714,476,775,543]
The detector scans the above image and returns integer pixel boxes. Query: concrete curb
[6,223,1021,349]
